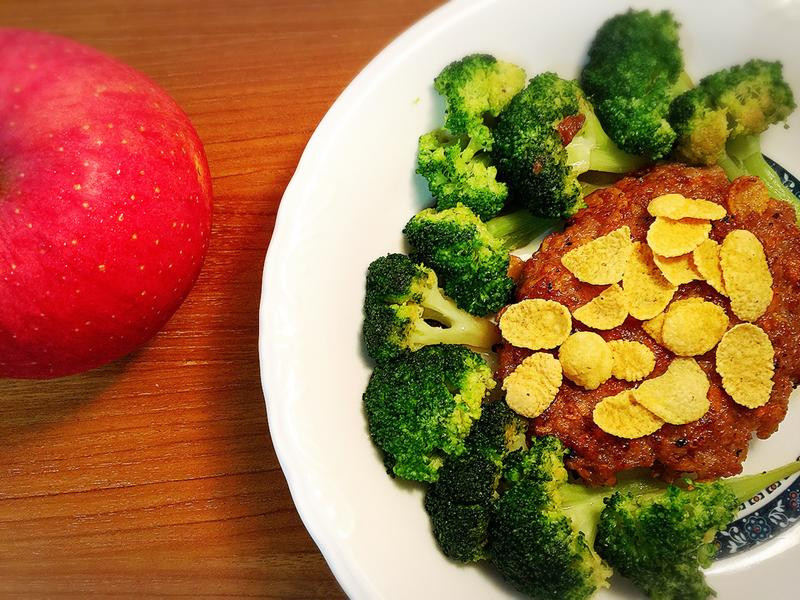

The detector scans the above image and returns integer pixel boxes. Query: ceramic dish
[260,0,800,597]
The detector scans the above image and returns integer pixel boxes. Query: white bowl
[260,0,800,597]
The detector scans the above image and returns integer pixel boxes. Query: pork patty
[497,164,800,485]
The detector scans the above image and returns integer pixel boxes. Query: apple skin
[0,30,213,378]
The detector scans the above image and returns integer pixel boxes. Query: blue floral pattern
[716,470,800,557]
[765,156,800,198]
[714,158,800,559]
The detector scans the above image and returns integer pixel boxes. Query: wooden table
[0,1,443,596]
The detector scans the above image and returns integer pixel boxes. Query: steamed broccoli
[488,436,619,600]
[596,461,800,600]
[598,483,736,600]
[581,9,692,159]
[434,54,527,150]
[417,130,510,220]
[492,72,645,218]
[363,254,499,363]
[418,55,526,220]
[404,204,554,316]
[424,400,527,562]
[669,59,798,211]
[363,344,495,482]
[487,433,800,600]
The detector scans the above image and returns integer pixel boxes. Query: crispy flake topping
[561,226,632,285]
[499,299,571,350]
[720,230,773,322]
[593,390,664,438]
[716,323,775,409]
[503,353,563,418]
[572,284,628,330]
[559,332,613,391]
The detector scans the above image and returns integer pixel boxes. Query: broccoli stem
[718,134,800,218]
[460,135,482,162]
[559,461,800,548]
[551,460,799,567]
[485,209,558,251]
[723,460,800,504]
[587,125,648,173]
[568,101,648,175]
[671,70,694,96]
[580,181,606,197]
[407,318,497,349]
[561,477,667,547]
[421,285,500,349]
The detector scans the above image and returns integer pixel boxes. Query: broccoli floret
[669,60,798,213]
[670,59,795,163]
[404,204,554,316]
[424,401,527,562]
[595,461,800,600]
[581,9,691,159]
[488,436,617,600]
[597,483,736,600]
[667,87,730,166]
[488,435,800,600]
[492,73,645,218]
[703,60,794,137]
[363,254,499,363]
[434,54,527,150]
[363,344,495,482]
[417,55,526,220]
[417,130,509,220]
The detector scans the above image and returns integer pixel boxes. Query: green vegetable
[434,53,527,151]
[424,400,527,562]
[418,54,526,220]
[596,461,800,600]
[669,59,798,214]
[363,344,495,482]
[493,72,645,218]
[363,253,499,364]
[417,130,510,221]
[404,204,555,316]
[581,9,691,159]
[487,433,800,600]
[488,436,625,600]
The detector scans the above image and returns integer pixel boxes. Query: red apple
[0,30,212,378]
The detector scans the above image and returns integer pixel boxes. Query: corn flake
[593,390,664,438]
[633,358,710,425]
[647,194,727,220]
[561,226,632,285]
[692,239,727,296]
[720,230,773,322]
[647,217,712,258]
[716,323,775,409]
[558,331,613,391]
[661,298,729,356]
[653,252,702,286]
[623,242,677,320]
[642,312,666,345]
[503,353,563,418]
[608,340,656,382]
[499,299,572,350]
[572,284,628,330]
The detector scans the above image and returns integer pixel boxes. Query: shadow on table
[0,351,138,444]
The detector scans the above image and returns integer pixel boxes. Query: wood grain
[0,1,443,596]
